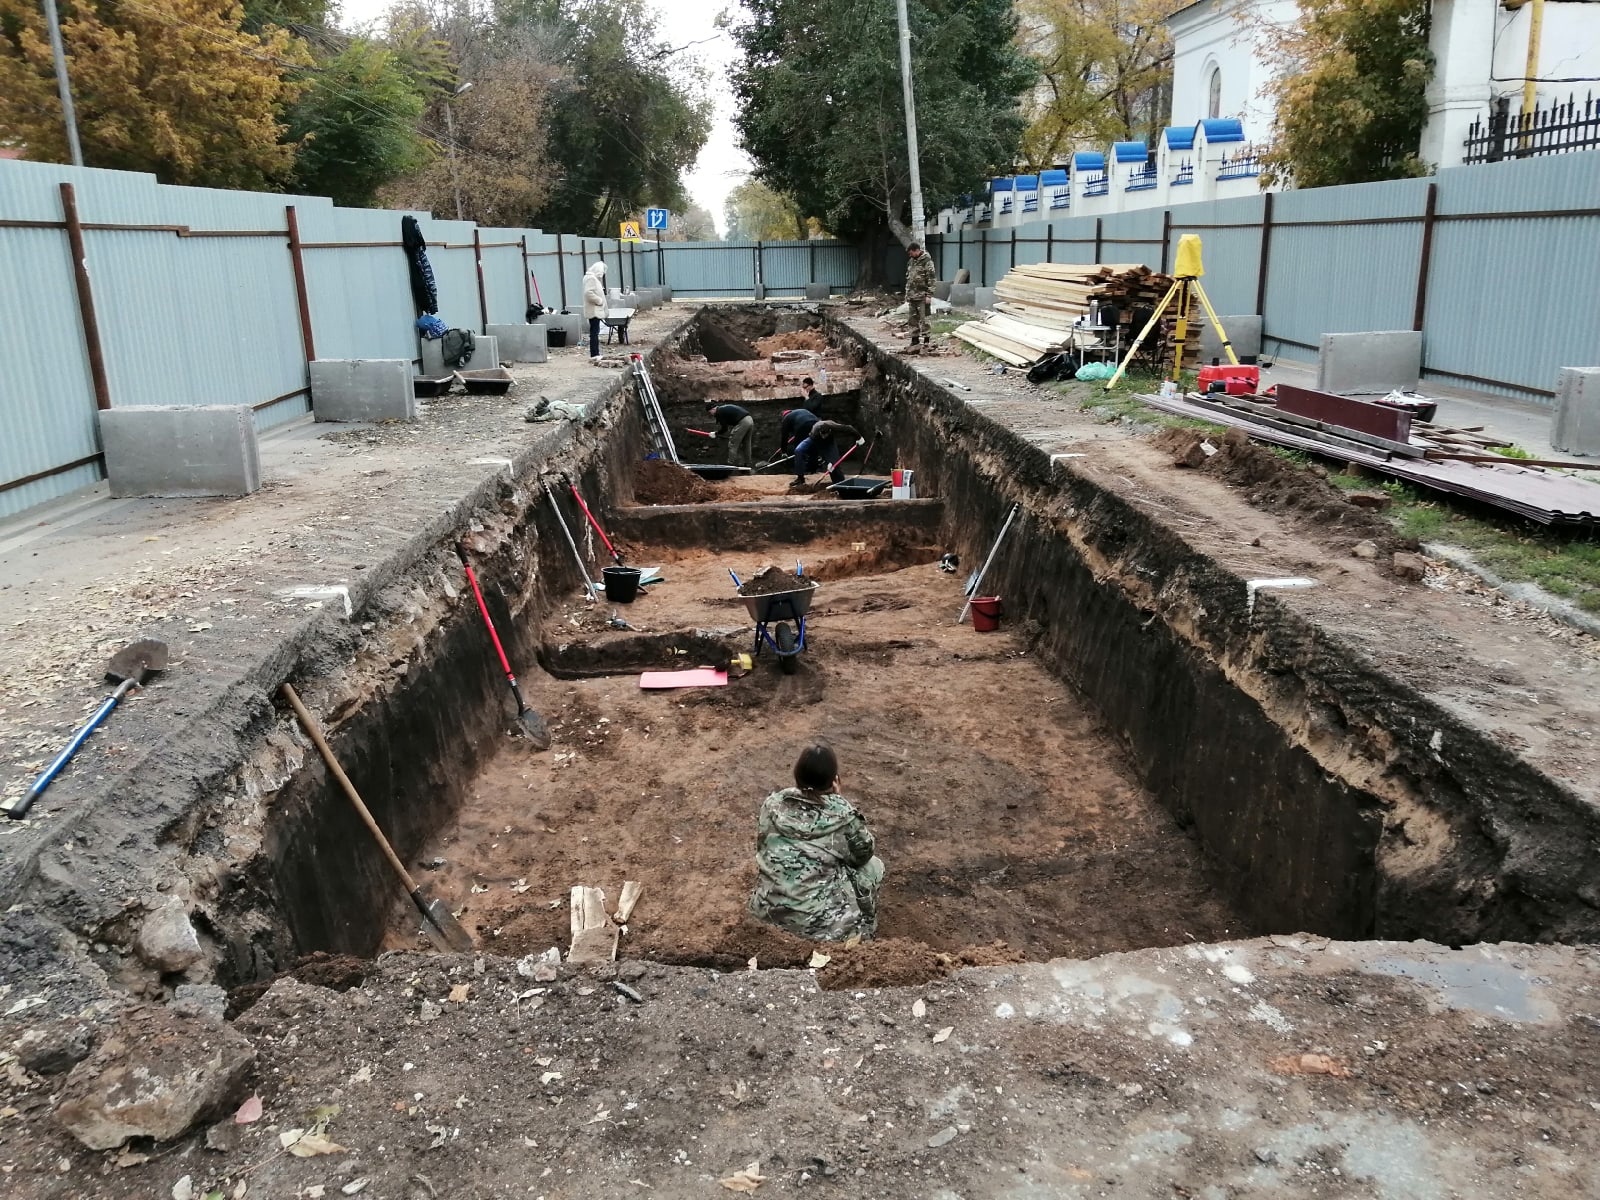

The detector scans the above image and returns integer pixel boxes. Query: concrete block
[421,335,499,376]
[948,283,977,307]
[485,324,548,364]
[309,359,416,423]
[1316,330,1422,395]
[933,281,953,301]
[973,286,996,310]
[1197,315,1264,364]
[99,405,260,498]
[753,283,767,301]
[547,312,586,344]
[1551,367,1600,456]
[805,283,830,300]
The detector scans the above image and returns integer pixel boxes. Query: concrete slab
[98,404,261,498]
[933,280,953,301]
[1198,314,1264,363]
[973,286,996,310]
[309,358,416,423]
[1316,330,1422,395]
[948,283,977,307]
[421,334,499,376]
[484,323,548,364]
[1551,367,1600,456]
[805,283,830,301]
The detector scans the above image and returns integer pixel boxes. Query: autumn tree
[1255,0,1434,186]
[724,178,807,241]
[1018,0,1177,169]
[0,0,305,188]
[732,0,1033,279]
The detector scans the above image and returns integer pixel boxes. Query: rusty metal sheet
[1275,384,1413,442]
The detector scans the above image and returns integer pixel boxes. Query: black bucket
[546,327,567,348]
[602,566,642,603]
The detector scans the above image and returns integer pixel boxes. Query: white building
[1167,0,1297,136]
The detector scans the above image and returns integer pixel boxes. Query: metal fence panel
[296,202,416,364]
[1168,194,1266,316]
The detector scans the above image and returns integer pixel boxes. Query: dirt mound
[226,952,369,1017]
[755,329,828,356]
[634,459,720,505]
[737,566,813,596]
[1154,426,1412,554]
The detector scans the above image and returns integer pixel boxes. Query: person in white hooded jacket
[582,261,607,362]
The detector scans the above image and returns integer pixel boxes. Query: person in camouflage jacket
[904,242,935,348]
[748,744,884,941]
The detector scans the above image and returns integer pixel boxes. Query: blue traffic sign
[645,207,670,231]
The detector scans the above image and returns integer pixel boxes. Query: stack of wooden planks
[953,262,1183,367]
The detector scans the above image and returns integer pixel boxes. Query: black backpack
[441,328,475,369]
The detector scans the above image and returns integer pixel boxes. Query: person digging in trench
[706,401,756,467]
[749,743,884,942]
[792,418,859,487]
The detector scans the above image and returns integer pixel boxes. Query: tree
[0,0,305,187]
[287,38,434,206]
[1018,0,1176,170]
[724,178,807,241]
[1255,0,1433,187]
[675,204,717,241]
[496,0,713,235]
[731,0,1034,281]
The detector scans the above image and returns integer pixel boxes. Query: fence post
[1413,181,1438,332]
[1046,224,1053,263]
[520,235,532,310]
[556,232,568,309]
[809,237,816,285]
[957,226,964,275]
[473,227,488,332]
[1010,225,1017,269]
[1093,217,1103,264]
[1159,209,1172,274]
[59,183,111,412]
[1254,192,1274,317]
[284,204,317,365]
[755,240,763,297]
[656,230,667,291]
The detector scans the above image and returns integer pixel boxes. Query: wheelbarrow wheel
[775,622,798,673]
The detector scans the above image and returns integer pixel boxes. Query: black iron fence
[1463,93,1600,164]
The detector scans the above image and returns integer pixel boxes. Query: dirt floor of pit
[631,462,893,507]
[395,541,1251,983]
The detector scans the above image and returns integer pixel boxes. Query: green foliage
[724,178,806,242]
[731,0,1034,266]
[287,39,431,206]
[1258,0,1434,187]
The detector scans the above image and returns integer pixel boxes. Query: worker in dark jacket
[777,408,819,460]
[793,419,860,485]
[801,376,825,417]
[706,402,755,467]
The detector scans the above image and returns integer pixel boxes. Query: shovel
[280,683,475,953]
[456,545,551,748]
[4,639,168,819]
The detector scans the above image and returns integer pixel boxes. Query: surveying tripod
[1104,234,1238,390]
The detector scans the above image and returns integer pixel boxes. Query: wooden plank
[615,881,643,923]
[568,885,618,964]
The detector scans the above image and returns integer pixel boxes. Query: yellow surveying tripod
[1104,234,1238,390]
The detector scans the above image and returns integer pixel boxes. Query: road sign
[619,220,642,242]
[645,207,670,231]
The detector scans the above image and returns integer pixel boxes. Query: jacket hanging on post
[401,215,438,315]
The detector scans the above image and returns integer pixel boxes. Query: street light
[444,81,473,221]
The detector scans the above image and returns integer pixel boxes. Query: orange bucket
[970,596,1003,632]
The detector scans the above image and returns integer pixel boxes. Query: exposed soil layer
[401,545,1251,986]
[633,459,723,505]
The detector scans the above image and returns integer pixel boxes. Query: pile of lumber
[953,262,1187,368]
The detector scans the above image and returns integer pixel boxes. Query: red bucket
[970,596,1003,632]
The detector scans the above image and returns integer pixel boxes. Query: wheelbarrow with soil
[731,567,818,674]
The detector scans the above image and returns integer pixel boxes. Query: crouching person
[749,744,883,942]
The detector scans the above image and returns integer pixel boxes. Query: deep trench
[218,305,1600,995]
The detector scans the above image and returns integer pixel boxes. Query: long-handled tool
[567,483,624,565]
[280,683,475,953]
[685,428,717,439]
[4,639,168,819]
[456,545,551,749]
[823,437,877,491]
[958,503,1020,624]
[546,483,600,601]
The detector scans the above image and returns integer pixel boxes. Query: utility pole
[40,0,83,167]
[444,81,473,221]
[894,0,926,244]
[1521,0,1545,118]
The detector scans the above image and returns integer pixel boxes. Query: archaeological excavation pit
[217,306,1600,1004]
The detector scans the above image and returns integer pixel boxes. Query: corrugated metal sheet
[1167,194,1266,316]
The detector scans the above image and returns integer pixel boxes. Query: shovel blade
[417,894,475,953]
[106,638,169,684]
[518,708,552,751]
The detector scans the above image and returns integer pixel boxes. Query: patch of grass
[1053,371,1217,433]
[1494,443,1535,460]
[1327,471,1600,613]
[930,313,980,336]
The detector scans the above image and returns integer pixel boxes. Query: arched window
[1207,66,1223,120]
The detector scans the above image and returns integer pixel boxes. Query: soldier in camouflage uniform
[904,242,936,350]
[749,744,884,942]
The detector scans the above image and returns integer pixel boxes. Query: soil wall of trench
[837,323,1600,946]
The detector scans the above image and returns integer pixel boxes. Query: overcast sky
[335,0,749,233]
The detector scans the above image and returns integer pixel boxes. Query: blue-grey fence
[0,158,871,518]
[933,150,1600,404]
